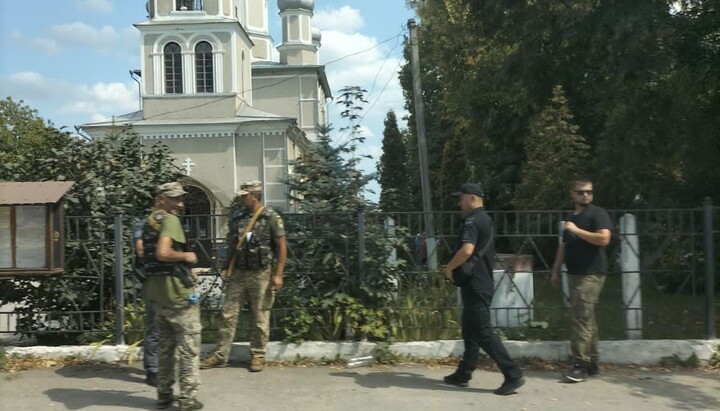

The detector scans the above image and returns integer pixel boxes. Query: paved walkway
[1,363,718,410]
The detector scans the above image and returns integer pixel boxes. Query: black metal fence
[0,202,717,345]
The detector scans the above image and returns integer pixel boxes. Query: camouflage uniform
[211,205,285,362]
[143,202,202,409]
[569,274,606,365]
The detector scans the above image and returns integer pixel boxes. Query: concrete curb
[4,339,718,366]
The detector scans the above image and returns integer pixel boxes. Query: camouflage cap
[156,182,187,198]
[237,180,262,196]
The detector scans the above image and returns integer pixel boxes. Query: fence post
[620,213,642,339]
[114,214,126,345]
[703,198,716,339]
[357,212,366,294]
[558,221,570,308]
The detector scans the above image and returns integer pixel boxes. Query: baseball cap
[451,183,485,198]
[156,182,187,198]
[237,180,262,196]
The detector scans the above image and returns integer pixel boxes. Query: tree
[0,99,180,342]
[514,85,590,210]
[403,0,720,209]
[0,98,74,180]
[281,87,406,342]
[377,110,408,211]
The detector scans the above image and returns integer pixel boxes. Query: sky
[0,0,416,202]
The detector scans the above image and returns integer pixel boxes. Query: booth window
[0,181,74,276]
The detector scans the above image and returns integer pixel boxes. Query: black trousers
[459,287,523,380]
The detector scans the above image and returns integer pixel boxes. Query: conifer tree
[514,85,590,210]
[377,110,407,211]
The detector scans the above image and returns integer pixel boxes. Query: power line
[139,31,406,122]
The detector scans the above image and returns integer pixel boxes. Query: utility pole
[408,19,437,270]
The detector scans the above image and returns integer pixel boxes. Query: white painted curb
[4,340,718,366]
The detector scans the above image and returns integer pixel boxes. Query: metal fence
[0,202,717,345]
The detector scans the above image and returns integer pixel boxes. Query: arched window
[164,42,183,94]
[195,41,214,93]
[177,0,203,11]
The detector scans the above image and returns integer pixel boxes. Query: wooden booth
[0,181,75,276]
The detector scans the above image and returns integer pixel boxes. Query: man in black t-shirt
[551,177,612,383]
[441,183,525,396]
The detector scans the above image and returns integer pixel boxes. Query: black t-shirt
[457,207,495,291]
[563,204,613,275]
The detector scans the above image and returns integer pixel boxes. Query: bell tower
[277,0,318,65]
[246,0,273,61]
[137,0,256,118]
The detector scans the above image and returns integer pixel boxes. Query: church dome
[277,0,314,12]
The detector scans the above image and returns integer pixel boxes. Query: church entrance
[180,181,215,267]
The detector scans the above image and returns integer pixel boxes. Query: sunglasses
[573,190,594,196]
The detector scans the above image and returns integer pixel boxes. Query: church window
[177,0,203,11]
[164,42,183,94]
[195,41,214,93]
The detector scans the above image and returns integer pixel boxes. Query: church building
[80,0,331,217]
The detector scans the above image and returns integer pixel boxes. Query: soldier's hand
[221,269,230,280]
[185,252,198,265]
[272,275,283,291]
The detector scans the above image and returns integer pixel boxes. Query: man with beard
[551,177,612,383]
[201,180,287,372]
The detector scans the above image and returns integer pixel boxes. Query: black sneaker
[587,362,599,376]
[494,377,525,395]
[562,366,588,383]
[443,369,472,387]
[145,372,158,387]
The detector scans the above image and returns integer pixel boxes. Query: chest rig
[230,209,274,270]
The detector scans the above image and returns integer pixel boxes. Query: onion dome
[278,0,315,12]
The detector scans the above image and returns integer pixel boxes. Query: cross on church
[182,157,195,176]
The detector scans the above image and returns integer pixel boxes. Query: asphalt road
[1,363,719,411]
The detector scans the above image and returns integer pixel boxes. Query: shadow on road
[55,363,145,384]
[44,388,154,410]
[330,370,496,393]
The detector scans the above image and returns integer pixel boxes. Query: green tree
[281,87,406,342]
[377,110,408,211]
[0,98,74,180]
[514,85,590,210]
[0,99,180,342]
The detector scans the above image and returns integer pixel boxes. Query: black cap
[451,183,485,198]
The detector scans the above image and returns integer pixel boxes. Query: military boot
[178,398,204,411]
[249,357,265,372]
[200,354,227,369]
[156,392,175,409]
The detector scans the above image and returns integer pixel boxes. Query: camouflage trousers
[213,266,275,360]
[155,303,201,402]
[569,274,607,364]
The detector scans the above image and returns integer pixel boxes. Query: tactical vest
[230,208,275,270]
[142,214,182,275]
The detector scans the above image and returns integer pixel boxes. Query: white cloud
[311,6,409,203]
[320,28,407,133]
[0,71,138,126]
[13,22,138,59]
[61,82,138,116]
[74,0,113,14]
[314,6,364,33]
[49,22,119,48]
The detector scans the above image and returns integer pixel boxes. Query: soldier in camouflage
[143,182,203,411]
[201,180,287,372]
